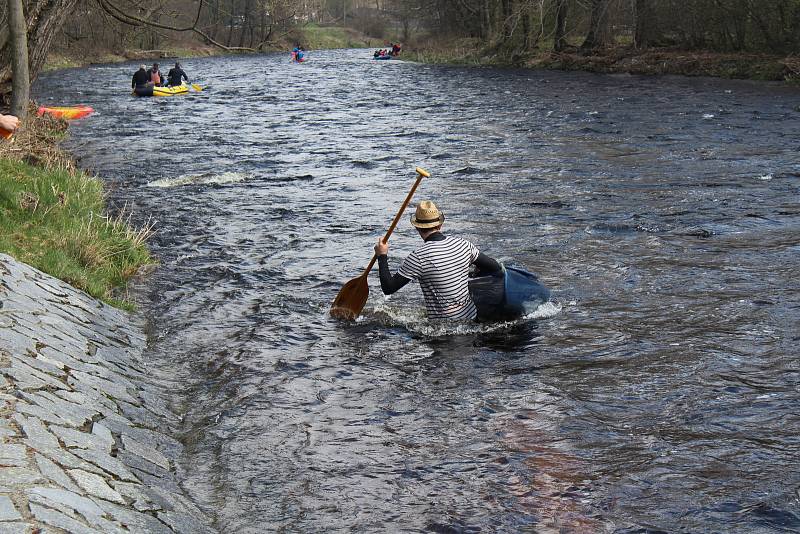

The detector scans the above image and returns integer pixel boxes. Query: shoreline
[0,253,213,533]
[411,43,800,83]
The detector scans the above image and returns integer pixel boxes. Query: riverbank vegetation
[0,114,153,310]
[3,0,800,94]
[394,0,800,81]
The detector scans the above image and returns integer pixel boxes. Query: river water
[35,49,800,532]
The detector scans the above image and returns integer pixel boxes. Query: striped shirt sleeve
[398,250,423,281]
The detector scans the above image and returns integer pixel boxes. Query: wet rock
[70,448,138,482]
[158,510,216,534]
[118,451,170,478]
[110,480,161,511]
[120,434,171,470]
[94,500,174,533]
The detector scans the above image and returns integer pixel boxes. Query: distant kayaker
[375,200,502,320]
[147,63,163,86]
[166,62,189,87]
[391,43,402,56]
[131,65,150,89]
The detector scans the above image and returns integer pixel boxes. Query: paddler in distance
[375,200,503,321]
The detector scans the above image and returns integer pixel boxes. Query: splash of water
[367,299,562,337]
[147,171,251,188]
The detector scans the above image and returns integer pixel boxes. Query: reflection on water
[35,50,800,532]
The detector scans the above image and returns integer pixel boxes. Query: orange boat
[37,105,94,120]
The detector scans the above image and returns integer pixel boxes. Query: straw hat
[410,200,445,229]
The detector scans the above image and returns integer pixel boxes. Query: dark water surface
[35,49,800,532]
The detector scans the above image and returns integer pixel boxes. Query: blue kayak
[469,265,550,321]
[373,56,392,60]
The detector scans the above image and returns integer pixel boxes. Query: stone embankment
[0,254,213,533]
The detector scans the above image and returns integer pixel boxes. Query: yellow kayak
[133,84,189,97]
[154,84,188,96]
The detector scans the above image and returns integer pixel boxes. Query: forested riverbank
[404,0,800,82]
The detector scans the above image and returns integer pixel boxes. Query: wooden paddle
[330,166,430,320]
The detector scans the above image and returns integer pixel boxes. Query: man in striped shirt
[375,200,502,321]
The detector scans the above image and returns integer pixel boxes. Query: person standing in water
[146,63,163,86]
[131,65,150,89]
[375,200,502,320]
[166,62,189,87]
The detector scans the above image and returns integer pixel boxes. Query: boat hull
[469,266,550,321]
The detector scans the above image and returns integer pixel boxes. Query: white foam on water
[758,174,773,181]
[147,171,250,188]
[702,113,715,119]
[368,299,563,337]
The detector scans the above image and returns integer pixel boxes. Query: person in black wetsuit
[375,200,502,321]
[131,65,152,96]
[166,62,189,87]
[131,65,149,88]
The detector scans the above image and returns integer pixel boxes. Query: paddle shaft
[359,169,427,277]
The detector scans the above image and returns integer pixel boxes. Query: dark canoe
[468,266,550,321]
[372,56,393,60]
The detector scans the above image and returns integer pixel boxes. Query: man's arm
[473,252,503,277]
[377,256,411,294]
[375,238,411,295]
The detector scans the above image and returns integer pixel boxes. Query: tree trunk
[501,0,513,41]
[7,0,30,118]
[0,0,79,97]
[522,3,531,50]
[554,0,568,52]
[581,0,609,51]
[634,0,651,49]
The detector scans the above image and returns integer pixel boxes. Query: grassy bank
[292,24,373,50]
[411,38,800,82]
[0,113,153,309]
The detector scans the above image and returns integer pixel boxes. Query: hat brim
[410,213,444,229]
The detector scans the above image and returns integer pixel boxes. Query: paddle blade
[191,84,203,91]
[330,275,369,320]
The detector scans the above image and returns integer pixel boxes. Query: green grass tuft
[0,157,154,308]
